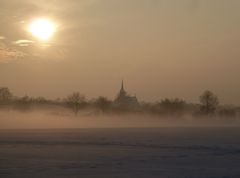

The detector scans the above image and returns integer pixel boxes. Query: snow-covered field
[0,127,240,178]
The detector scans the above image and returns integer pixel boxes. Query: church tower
[114,80,139,108]
[119,80,126,96]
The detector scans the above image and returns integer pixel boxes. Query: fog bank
[0,108,239,129]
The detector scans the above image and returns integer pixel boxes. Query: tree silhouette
[65,92,86,115]
[155,98,187,116]
[200,90,219,115]
[95,97,112,112]
[218,107,236,119]
[15,96,32,111]
[0,87,12,104]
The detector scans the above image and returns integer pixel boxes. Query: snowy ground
[0,127,240,178]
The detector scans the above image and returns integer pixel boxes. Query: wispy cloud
[0,42,28,62]
[13,39,34,47]
[0,49,27,62]
[0,36,5,40]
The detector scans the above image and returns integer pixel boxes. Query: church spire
[120,80,126,95]
[121,80,124,91]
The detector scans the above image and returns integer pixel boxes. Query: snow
[0,128,240,178]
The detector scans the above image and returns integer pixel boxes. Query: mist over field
[0,107,239,130]
[0,86,239,130]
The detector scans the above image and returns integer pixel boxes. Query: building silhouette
[114,81,139,109]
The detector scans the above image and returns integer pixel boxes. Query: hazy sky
[0,0,240,104]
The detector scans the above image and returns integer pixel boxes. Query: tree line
[0,87,239,119]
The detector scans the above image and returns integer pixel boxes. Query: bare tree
[15,95,32,111]
[65,92,86,115]
[200,90,219,115]
[95,97,112,112]
[0,87,13,104]
[154,98,187,116]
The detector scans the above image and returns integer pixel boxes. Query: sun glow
[29,18,56,41]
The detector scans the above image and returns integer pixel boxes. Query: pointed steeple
[120,80,126,96]
[121,80,124,91]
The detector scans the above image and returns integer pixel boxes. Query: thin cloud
[0,49,27,62]
[14,39,34,47]
[0,42,28,62]
[0,36,5,40]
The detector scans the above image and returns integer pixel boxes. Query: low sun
[29,18,56,41]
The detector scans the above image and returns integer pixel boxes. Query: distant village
[0,81,240,120]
